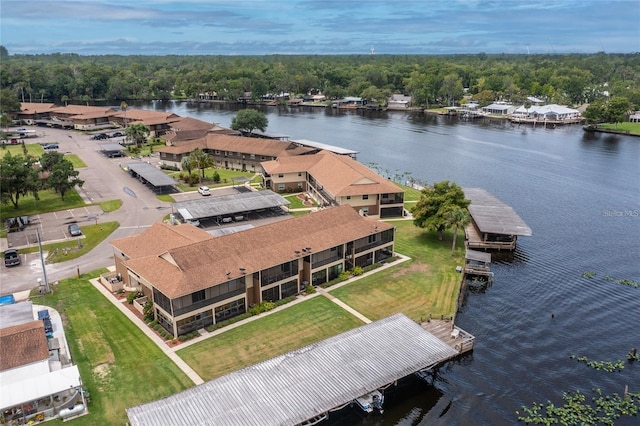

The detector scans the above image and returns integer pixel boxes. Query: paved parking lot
[5,206,105,249]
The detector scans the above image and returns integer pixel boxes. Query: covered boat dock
[127,314,468,426]
[464,188,532,251]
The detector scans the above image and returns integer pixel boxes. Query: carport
[98,142,126,158]
[172,190,290,225]
[126,162,178,193]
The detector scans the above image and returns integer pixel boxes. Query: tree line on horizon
[0,47,639,112]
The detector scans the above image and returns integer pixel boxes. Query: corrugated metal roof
[127,314,458,426]
[292,139,359,156]
[172,190,290,220]
[126,162,178,187]
[464,188,532,236]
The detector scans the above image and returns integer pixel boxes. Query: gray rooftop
[173,190,289,220]
[126,162,178,187]
[464,188,532,236]
[0,302,34,328]
[292,139,359,156]
[98,142,125,151]
[126,313,457,426]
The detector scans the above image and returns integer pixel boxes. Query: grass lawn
[598,122,640,135]
[0,143,45,158]
[98,199,123,212]
[64,153,88,168]
[156,194,176,203]
[36,271,193,425]
[19,221,120,263]
[283,193,317,209]
[168,168,258,192]
[0,189,85,221]
[329,220,465,322]
[177,296,364,380]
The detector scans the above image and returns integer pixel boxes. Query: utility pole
[36,229,50,293]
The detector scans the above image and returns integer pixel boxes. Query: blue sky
[1,0,639,55]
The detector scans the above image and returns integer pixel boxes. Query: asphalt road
[1,127,172,295]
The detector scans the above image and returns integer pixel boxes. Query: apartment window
[363,194,369,200]
[278,174,284,178]
[298,172,302,177]
[215,150,220,155]
[346,196,351,200]
[250,154,256,160]
[192,290,205,303]
[172,154,177,159]
[278,183,285,191]
[261,156,266,160]
[297,182,303,189]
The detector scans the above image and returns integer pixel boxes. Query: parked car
[198,186,211,196]
[4,249,21,267]
[43,143,59,150]
[68,223,82,236]
[111,132,124,137]
[186,218,201,227]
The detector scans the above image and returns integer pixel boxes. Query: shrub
[126,291,142,304]
[338,271,351,281]
[160,164,179,171]
[143,300,154,322]
[351,266,365,276]
[248,301,276,315]
[212,171,221,183]
[304,284,316,294]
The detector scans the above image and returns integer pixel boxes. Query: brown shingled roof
[262,151,402,197]
[19,102,58,114]
[0,320,50,371]
[124,205,393,299]
[51,105,117,115]
[111,222,212,259]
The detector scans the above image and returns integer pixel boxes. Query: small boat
[354,389,384,414]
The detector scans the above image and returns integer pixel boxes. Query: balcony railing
[172,287,245,317]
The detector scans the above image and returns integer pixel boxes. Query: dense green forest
[1,48,639,109]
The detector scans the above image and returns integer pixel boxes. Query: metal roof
[126,162,178,187]
[172,190,289,220]
[292,139,359,156]
[98,142,125,151]
[126,313,457,426]
[464,188,532,236]
[0,302,34,328]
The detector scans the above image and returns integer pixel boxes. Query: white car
[198,186,211,196]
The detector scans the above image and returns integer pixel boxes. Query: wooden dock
[421,320,475,354]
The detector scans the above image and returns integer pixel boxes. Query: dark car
[4,249,21,267]
[111,131,124,138]
[68,223,82,237]
[43,143,59,150]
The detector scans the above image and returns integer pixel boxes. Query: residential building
[511,104,582,122]
[110,109,182,137]
[481,103,515,115]
[110,206,395,339]
[387,94,412,110]
[49,105,118,130]
[1,302,86,424]
[261,151,405,218]
[15,103,58,124]
[157,134,314,172]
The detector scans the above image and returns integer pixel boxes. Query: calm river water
[138,101,639,425]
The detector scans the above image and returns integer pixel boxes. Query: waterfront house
[110,206,395,338]
[261,150,405,218]
[510,104,582,124]
[481,103,515,115]
[387,94,412,110]
[111,109,182,137]
[629,111,640,123]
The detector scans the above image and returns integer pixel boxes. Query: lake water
[137,101,640,425]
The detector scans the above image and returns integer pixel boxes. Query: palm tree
[188,148,215,182]
[447,207,471,256]
[181,155,194,174]
[125,123,150,147]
